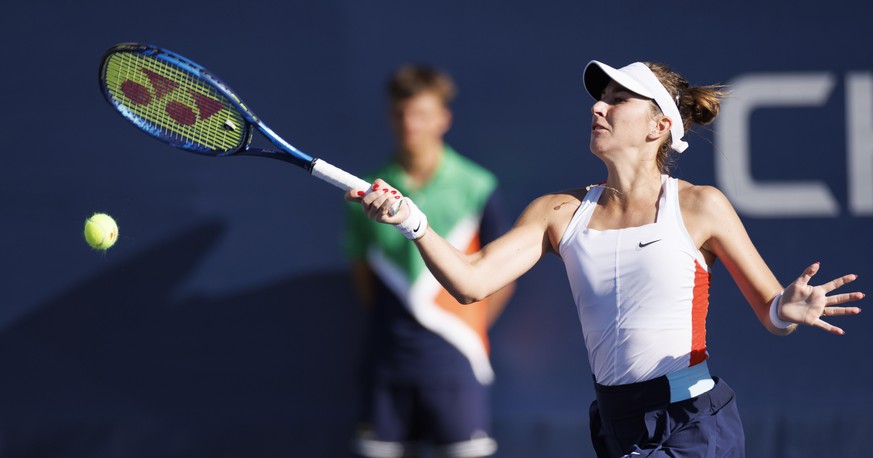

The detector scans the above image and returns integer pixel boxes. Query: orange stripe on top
[690,260,710,366]
[433,233,490,353]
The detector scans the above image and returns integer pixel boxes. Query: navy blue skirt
[589,377,745,457]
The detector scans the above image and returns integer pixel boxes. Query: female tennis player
[348,60,864,457]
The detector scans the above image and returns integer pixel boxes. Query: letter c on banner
[716,73,839,218]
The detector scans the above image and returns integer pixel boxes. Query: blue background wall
[1,1,871,456]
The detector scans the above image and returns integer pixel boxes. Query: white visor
[583,60,688,153]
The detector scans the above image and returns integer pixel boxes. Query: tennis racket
[98,42,380,198]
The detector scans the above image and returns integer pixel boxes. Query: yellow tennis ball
[84,213,119,250]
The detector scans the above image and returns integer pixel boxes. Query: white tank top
[558,176,711,386]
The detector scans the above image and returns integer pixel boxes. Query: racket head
[99,43,255,156]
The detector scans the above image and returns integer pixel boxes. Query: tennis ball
[84,213,119,250]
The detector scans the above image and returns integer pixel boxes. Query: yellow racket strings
[103,52,246,152]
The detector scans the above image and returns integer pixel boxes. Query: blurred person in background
[344,64,515,458]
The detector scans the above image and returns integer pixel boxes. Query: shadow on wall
[0,220,365,458]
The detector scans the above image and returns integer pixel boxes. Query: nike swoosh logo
[638,239,662,248]
[413,221,422,233]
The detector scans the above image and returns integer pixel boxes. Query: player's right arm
[414,203,549,304]
[350,179,559,304]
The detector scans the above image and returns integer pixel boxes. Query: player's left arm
[682,183,863,335]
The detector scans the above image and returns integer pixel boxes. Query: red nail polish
[373,184,380,190]
[394,196,401,199]
[357,191,365,196]
[383,189,389,193]
[391,190,397,194]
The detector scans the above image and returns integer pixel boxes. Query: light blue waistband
[666,361,715,403]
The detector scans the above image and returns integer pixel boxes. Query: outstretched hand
[778,262,864,335]
[345,178,409,224]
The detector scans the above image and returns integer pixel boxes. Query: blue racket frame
[99,43,315,170]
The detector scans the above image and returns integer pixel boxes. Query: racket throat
[243,148,315,171]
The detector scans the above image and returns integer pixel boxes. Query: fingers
[364,180,402,208]
[812,318,846,336]
[818,273,860,294]
[345,188,365,202]
[821,305,863,317]
[797,261,821,286]
[814,291,863,335]
[346,178,388,202]
[346,179,391,205]
[365,190,394,218]
[353,179,407,223]
[825,291,866,306]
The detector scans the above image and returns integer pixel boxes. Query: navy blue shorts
[353,377,496,457]
[589,377,745,457]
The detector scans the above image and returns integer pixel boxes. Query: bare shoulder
[676,180,742,254]
[517,188,587,253]
[522,188,586,219]
[677,180,734,217]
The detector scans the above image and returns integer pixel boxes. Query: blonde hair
[645,62,727,173]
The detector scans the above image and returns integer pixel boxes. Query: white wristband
[768,291,792,329]
[394,197,428,240]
